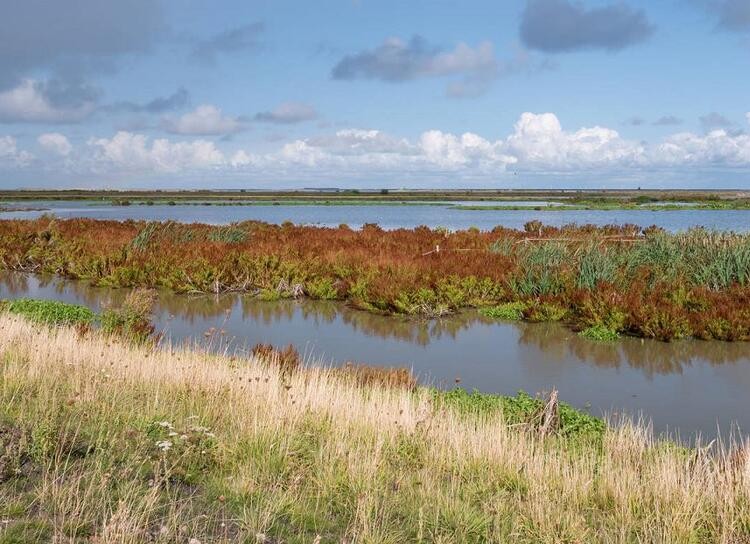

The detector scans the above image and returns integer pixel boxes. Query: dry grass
[1,314,750,542]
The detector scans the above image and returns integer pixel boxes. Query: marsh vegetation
[2,217,750,342]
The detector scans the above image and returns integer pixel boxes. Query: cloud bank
[6,112,750,185]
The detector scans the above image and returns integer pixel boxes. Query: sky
[0,0,749,190]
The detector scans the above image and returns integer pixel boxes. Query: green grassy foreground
[1,308,750,543]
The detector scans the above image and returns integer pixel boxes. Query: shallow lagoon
[2,199,750,231]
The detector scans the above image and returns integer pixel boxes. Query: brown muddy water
[2,271,749,440]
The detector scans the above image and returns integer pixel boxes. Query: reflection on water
[519,325,750,376]
[2,271,750,439]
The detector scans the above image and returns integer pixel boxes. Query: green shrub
[306,278,339,300]
[525,301,567,322]
[3,298,94,326]
[579,325,620,342]
[577,246,618,290]
[479,301,527,321]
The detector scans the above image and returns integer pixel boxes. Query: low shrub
[579,325,620,341]
[4,217,750,341]
[100,288,156,345]
[525,301,568,322]
[479,301,527,321]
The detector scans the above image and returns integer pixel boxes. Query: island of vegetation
[1,216,749,342]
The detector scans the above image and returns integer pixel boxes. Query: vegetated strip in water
[1,217,750,342]
[454,197,750,211]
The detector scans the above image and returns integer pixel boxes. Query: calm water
[2,271,749,440]
[2,199,750,231]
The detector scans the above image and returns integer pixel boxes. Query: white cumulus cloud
[162,104,243,136]
[0,135,33,166]
[38,132,72,156]
[419,130,515,168]
[652,130,750,166]
[0,79,97,124]
[89,131,225,173]
[4,112,750,184]
[506,112,643,169]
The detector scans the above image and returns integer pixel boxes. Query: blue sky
[0,0,749,189]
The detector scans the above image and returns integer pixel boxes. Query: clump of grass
[335,361,417,390]
[100,288,156,344]
[2,298,94,326]
[251,342,301,374]
[479,301,527,320]
[579,324,621,341]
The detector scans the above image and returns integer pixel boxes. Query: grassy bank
[1,314,748,542]
[454,199,750,211]
[2,218,750,341]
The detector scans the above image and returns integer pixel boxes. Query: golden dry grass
[0,314,749,543]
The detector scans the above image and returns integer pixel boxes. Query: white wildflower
[155,440,173,451]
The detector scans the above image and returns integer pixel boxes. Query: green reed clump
[130,221,249,250]
[3,298,94,326]
[577,245,619,290]
[206,226,247,243]
[129,222,159,250]
[510,242,568,296]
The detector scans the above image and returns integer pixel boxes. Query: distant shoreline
[2,188,750,211]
